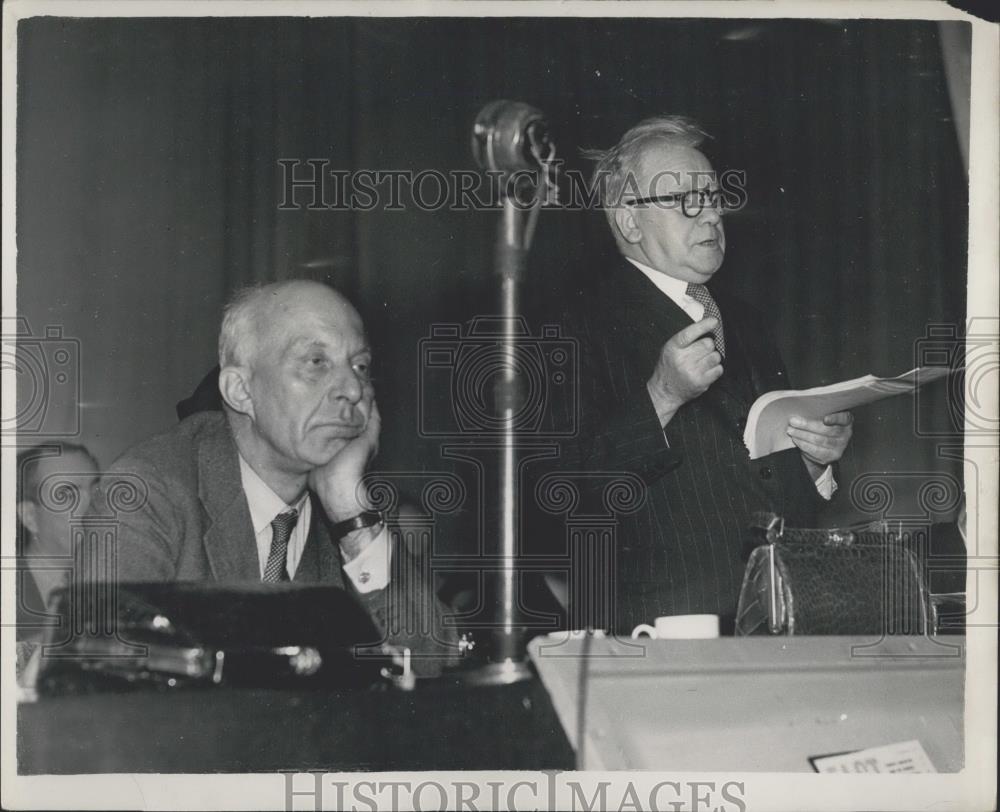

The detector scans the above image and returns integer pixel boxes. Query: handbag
[735,513,930,636]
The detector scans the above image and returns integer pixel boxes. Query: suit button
[759,465,773,480]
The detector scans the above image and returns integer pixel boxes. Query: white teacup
[630,614,720,640]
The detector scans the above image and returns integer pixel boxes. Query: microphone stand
[495,195,530,674]
[457,102,552,685]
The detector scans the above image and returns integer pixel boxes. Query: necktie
[686,283,725,358]
[262,509,299,583]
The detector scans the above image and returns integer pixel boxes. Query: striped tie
[262,509,299,583]
[686,283,725,358]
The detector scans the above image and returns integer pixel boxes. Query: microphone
[472,100,557,205]
[457,102,559,683]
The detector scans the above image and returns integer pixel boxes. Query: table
[20,636,966,774]
[528,634,965,771]
[18,673,576,773]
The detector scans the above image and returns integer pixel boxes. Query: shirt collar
[625,257,692,306]
[237,454,309,535]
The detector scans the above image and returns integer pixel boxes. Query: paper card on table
[743,365,951,460]
[810,739,937,773]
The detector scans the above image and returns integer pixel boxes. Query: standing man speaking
[565,117,854,632]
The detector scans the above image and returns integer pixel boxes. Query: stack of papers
[743,366,952,460]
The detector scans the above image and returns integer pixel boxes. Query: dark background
[16,17,969,536]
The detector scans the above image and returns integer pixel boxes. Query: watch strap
[329,510,384,540]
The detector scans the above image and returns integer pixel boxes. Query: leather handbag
[735,513,930,636]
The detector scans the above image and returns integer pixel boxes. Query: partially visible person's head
[16,444,99,555]
[586,116,726,284]
[218,280,374,476]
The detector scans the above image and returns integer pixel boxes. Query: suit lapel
[197,417,260,582]
[603,260,691,363]
[714,291,771,402]
[607,262,751,428]
[707,291,754,410]
[292,495,344,587]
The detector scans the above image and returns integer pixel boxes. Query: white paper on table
[810,739,937,773]
[743,366,952,460]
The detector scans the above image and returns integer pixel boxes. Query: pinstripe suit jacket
[559,260,822,632]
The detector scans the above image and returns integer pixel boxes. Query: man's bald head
[218,280,361,371]
[217,279,374,478]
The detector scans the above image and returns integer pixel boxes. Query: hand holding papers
[743,366,952,460]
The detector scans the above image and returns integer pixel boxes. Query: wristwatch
[329,510,384,540]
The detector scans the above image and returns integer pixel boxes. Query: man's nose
[697,203,722,225]
[329,366,363,404]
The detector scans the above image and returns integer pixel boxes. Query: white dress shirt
[628,257,708,322]
[626,257,837,500]
[238,454,391,591]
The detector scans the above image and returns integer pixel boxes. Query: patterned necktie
[262,509,299,583]
[686,283,726,358]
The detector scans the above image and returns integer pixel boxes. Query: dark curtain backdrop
[17,17,968,533]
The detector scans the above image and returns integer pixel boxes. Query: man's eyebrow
[287,338,372,356]
[288,338,328,354]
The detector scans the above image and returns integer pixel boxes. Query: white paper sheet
[743,366,952,459]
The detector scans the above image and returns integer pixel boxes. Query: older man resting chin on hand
[93,279,456,670]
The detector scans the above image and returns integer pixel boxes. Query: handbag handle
[751,511,785,544]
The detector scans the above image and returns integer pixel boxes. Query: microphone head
[472,100,554,177]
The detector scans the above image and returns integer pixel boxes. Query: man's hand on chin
[309,400,381,532]
[786,410,854,481]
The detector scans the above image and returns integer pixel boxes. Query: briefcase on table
[34,583,411,696]
[735,513,931,636]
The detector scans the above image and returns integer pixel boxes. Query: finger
[695,355,723,382]
[699,350,722,369]
[691,350,722,380]
[671,317,720,349]
[823,411,854,426]
[788,415,842,434]
[787,434,833,464]
[703,363,724,384]
[792,424,852,445]
[694,336,718,356]
[363,402,381,460]
[678,336,717,363]
[788,428,849,465]
[367,400,382,434]
[786,426,840,446]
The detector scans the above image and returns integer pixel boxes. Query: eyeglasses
[625,188,729,218]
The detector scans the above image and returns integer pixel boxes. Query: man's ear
[613,205,643,245]
[219,366,255,419]
[17,501,38,536]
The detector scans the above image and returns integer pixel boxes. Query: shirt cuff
[814,464,838,501]
[341,524,392,593]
